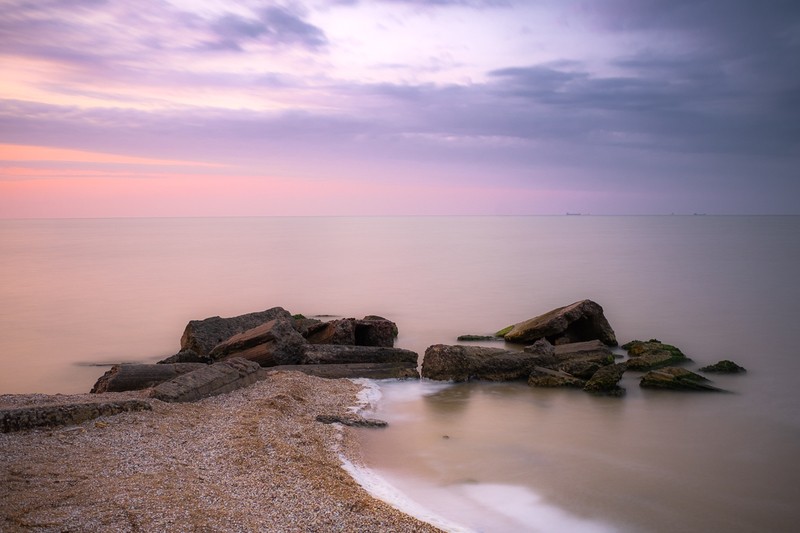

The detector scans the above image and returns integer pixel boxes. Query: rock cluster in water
[89,299,747,404]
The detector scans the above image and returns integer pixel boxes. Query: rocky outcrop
[501,300,617,346]
[421,344,556,382]
[150,358,262,403]
[305,317,397,347]
[91,363,206,393]
[553,340,614,363]
[1,400,152,433]
[179,307,292,356]
[209,317,306,366]
[699,360,746,373]
[640,367,725,391]
[623,339,688,370]
[583,363,627,396]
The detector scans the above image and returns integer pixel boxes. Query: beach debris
[315,414,388,428]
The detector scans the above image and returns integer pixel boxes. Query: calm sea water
[1,216,799,532]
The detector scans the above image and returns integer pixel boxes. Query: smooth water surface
[1,216,799,531]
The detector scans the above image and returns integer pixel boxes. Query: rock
[699,360,747,373]
[557,360,603,380]
[583,363,627,396]
[315,414,388,428]
[553,340,614,364]
[291,316,324,337]
[269,363,419,379]
[209,317,307,366]
[623,339,688,370]
[305,317,397,347]
[1,400,152,433]
[150,358,262,403]
[158,350,209,364]
[528,366,586,388]
[640,367,726,391]
[523,338,556,357]
[179,307,292,355]
[91,363,207,393]
[501,300,617,346]
[421,344,557,382]
[457,334,503,342]
[300,345,418,365]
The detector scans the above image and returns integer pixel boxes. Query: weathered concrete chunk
[699,360,746,373]
[209,317,306,366]
[640,367,726,391]
[528,366,586,388]
[315,414,388,427]
[305,317,397,347]
[421,344,557,382]
[158,350,209,364]
[150,358,261,403]
[300,345,417,365]
[501,300,617,346]
[180,307,292,355]
[1,400,152,432]
[269,362,419,379]
[583,363,627,396]
[91,363,207,393]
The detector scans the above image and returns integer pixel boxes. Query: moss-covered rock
[623,339,688,370]
[640,367,725,391]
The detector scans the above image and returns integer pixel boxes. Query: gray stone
[150,358,262,403]
[528,366,586,388]
[553,340,614,363]
[524,338,556,357]
[269,362,419,379]
[501,300,617,346]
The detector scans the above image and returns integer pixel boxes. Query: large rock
[583,363,627,396]
[179,307,292,355]
[501,300,617,346]
[421,344,556,382]
[209,317,306,366]
[623,339,688,370]
[91,363,207,393]
[150,358,261,403]
[300,345,417,365]
[640,367,725,391]
[305,317,397,347]
[553,340,614,363]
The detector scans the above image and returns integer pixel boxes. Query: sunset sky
[1,0,798,217]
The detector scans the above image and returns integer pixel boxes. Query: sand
[0,371,442,532]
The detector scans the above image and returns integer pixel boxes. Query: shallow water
[1,216,799,531]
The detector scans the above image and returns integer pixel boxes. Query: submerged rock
[421,344,556,382]
[528,366,586,388]
[583,363,627,396]
[623,339,689,370]
[640,367,726,391]
[500,300,617,346]
[699,360,747,373]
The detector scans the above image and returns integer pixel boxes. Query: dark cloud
[205,6,327,51]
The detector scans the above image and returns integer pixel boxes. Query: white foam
[348,378,382,413]
[339,454,476,533]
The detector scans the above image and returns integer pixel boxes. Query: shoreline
[0,371,443,532]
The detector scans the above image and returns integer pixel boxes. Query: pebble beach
[0,371,441,532]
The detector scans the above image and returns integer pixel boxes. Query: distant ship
[565,212,581,216]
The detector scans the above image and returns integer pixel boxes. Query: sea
[1,216,799,532]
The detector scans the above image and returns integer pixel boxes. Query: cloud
[205,6,328,51]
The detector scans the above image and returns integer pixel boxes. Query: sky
[0,0,798,217]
